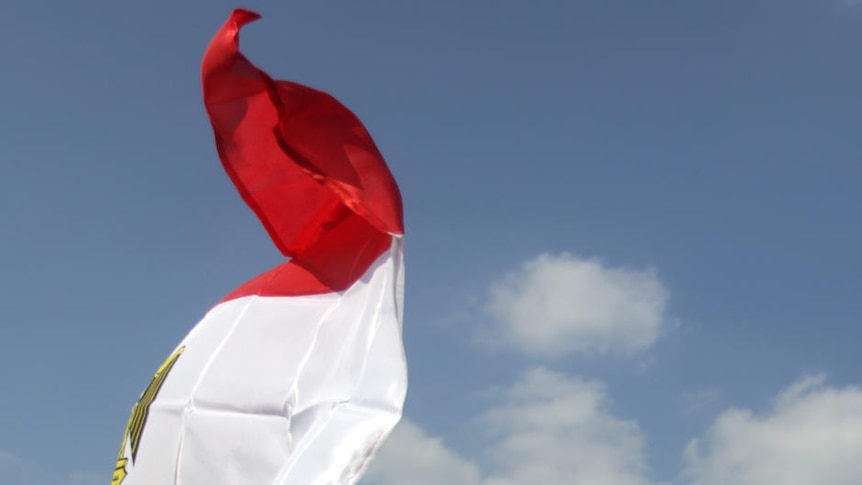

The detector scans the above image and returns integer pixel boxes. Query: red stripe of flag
[201,9,404,297]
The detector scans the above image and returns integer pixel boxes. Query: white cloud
[361,419,482,485]
[682,375,862,485]
[363,368,654,485]
[483,367,652,485]
[484,253,669,358]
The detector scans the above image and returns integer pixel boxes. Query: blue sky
[2,1,862,483]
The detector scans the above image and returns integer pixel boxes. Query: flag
[112,9,406,485]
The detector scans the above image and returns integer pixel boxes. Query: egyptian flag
[112,9,406,485]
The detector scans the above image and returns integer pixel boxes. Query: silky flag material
[113,9,406,485]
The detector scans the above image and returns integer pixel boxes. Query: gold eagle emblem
[113,347,185,485]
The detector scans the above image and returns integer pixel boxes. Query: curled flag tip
[200,9,260,83]
[201,9,404,295]
[229,8,262,26]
